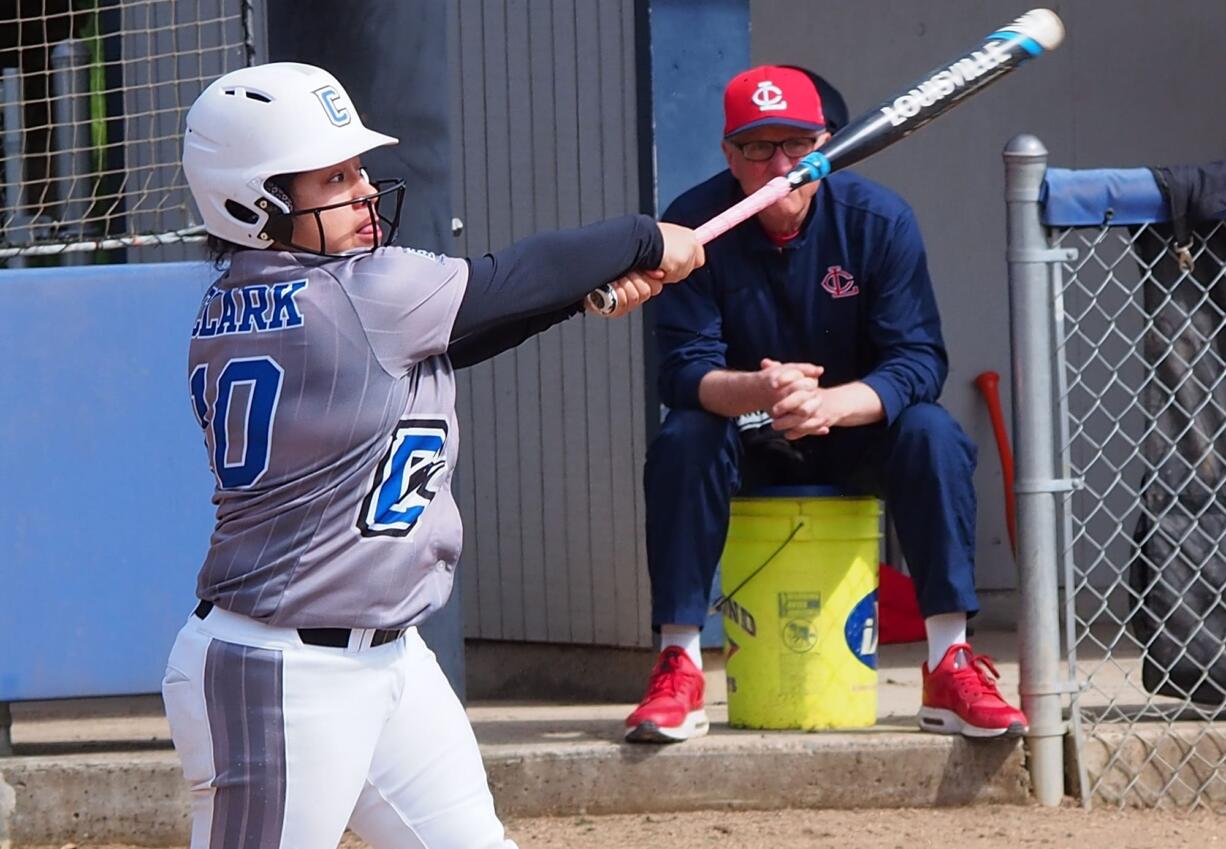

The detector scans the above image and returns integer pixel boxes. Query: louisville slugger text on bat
[586,8,1065,314]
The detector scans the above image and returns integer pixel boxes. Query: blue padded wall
[0,262,217,700]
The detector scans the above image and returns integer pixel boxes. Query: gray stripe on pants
[204,639,287,848]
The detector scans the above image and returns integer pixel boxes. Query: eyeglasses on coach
[731,136,820,162]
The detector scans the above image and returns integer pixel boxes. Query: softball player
[164,62,703,849]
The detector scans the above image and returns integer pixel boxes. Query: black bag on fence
[1126,161,1226,706]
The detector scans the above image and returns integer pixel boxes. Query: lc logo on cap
[750,81,787,112]
[723,65,826,138]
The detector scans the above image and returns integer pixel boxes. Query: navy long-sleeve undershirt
[447,214,663,367]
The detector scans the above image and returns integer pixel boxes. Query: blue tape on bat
[988,31,1042,56]
[788,150,832,187]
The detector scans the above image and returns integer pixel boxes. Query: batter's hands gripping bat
[586,8,1065,315]
[975,371,1017,557]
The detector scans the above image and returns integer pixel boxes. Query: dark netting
[0,0,250,260]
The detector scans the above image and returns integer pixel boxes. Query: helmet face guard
[263,177,406,257]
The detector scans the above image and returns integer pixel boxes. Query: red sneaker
[624,646,709,743]
[918,643,1029,738]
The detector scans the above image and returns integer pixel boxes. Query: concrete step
[1,708,1027,846]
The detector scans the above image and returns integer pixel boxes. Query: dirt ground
[30,803,1222,849]
[499,806,1220,849]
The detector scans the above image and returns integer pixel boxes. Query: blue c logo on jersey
[358,418,449,538]
[313,85,351,127]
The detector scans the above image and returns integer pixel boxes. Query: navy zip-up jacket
[657,169,948,426]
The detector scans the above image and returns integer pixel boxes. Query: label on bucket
[844,591,878,670]
[778,592,821,654]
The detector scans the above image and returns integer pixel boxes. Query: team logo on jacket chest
[821,265,859,299]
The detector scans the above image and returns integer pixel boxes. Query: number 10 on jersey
[190,356,284,489]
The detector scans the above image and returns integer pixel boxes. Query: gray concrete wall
[750,0,1226,599]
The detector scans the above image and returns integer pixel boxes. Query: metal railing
[1008,135,1226,808]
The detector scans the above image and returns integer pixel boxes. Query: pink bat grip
[586,176,793,315]
[692,176,792,245]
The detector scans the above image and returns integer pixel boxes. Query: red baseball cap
[723,65,826,139]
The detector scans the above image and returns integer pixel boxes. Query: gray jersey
[187,247,468,629]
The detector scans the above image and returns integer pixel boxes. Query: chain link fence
[1057,215,1226,808]
[1010,139,1226,807]
[0,0,252,261]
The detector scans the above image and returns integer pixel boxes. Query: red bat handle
[975,371,1017,557]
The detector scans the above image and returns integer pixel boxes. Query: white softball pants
[162,604,517,849]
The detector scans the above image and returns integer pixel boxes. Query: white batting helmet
[182,62,398,247]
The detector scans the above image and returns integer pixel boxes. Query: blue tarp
[1041,167,1168,227]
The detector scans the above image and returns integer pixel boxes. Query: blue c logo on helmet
[313,85,351,127]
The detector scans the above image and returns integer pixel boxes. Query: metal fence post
[50,39,95,244]
[1004,134,1065,806]
[0,701,11,755]
[2,67,29,268]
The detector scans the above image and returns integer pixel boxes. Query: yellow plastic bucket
[720,493,880,730]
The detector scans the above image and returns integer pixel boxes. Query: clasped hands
[757,358,842,439]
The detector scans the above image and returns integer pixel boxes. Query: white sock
[925,612,968,670]
[659,625,702,670]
